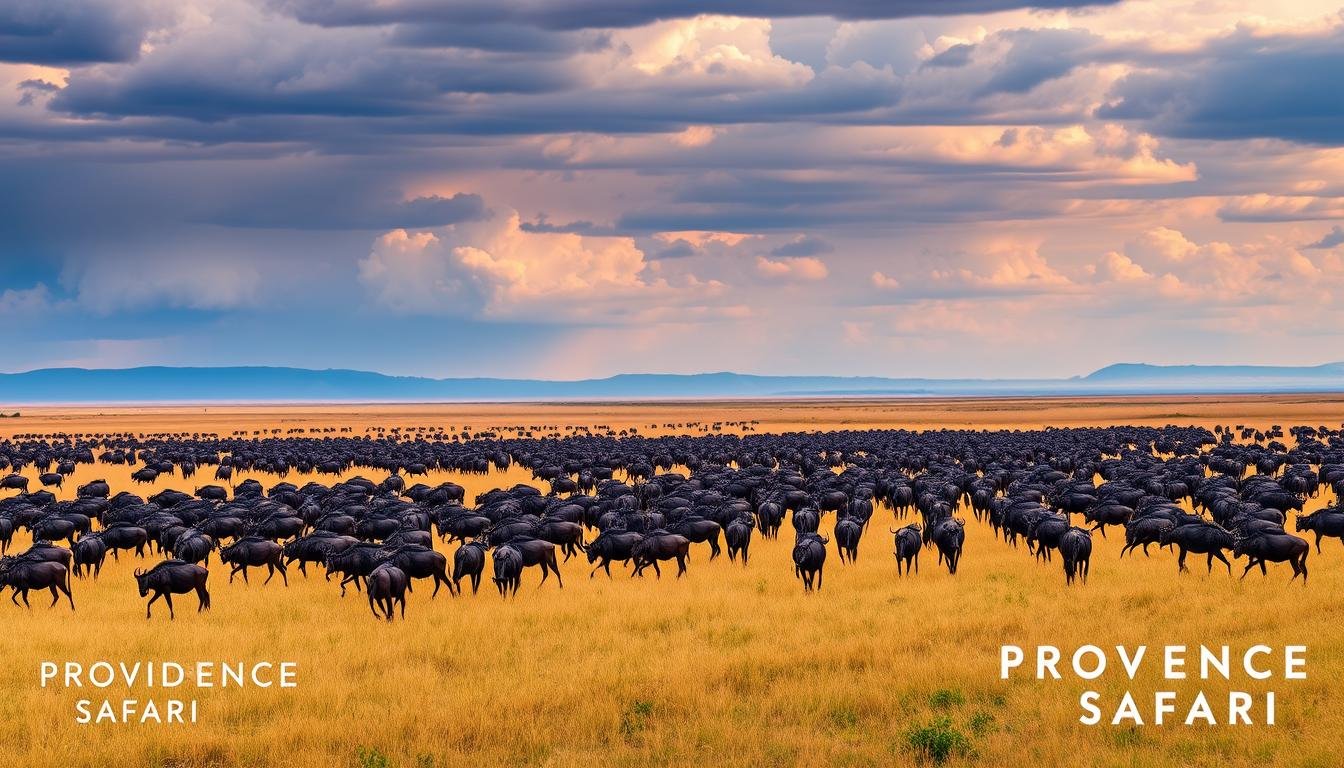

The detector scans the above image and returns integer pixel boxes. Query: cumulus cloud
[755,254,828,281]
[358,213,725,321]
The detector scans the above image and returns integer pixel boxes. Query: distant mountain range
[0,363,1341,404]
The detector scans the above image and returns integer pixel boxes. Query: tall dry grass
[0,416,1341,768]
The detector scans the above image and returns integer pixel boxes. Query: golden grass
[0,397,1341,768]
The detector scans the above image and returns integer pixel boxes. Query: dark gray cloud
[0,0,163,65]
[212,193,488,230]
[979,28,1098,95]
[925,43,976,69]
[1306,226,1344,250]
[277,0,1121,30]
[770,235,833,257]
[1099,26,1344,145]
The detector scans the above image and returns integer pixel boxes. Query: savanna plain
[2,395,1342,768]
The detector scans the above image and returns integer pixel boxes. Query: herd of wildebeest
[0,420,1342,620]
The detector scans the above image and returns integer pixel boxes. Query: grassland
[0,396,1341,768]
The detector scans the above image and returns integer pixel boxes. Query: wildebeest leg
[816,567,823,591]
[164,593,175,620]
[145,591,160,618]
[651,560,662,579]
[551,558,563,588]
[277,560,288,586]
[1240,561,1256,580]
[20,589,30,608]
[48,585,60,607]
[1258,560,1267,575]
[1210,550,1231,575]
[368,590,381,619]
[709,534,721,560]
[1177,548,1188,573]
[1314,533,1322,554]
[470,571,480,594]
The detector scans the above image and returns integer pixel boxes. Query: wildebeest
[1159,522,1234,574]
[631,530,691,579]
[367,563,409,621]
[892,524,921,576]
[0,558,74,609]
[724,515,754,564]
[1059,526,1092,585]
[930,518,966,575]
[792,532,827,591]
[585,529,643,577]
[380,545,452,597]
[71,534,109,578]
[134,560,210,619]
[1233,532,1310,583]
[492,544,523,597]
[452,539,488,595]
[833,516,863,563]
[1295,508,1344,553]
[219,537,288,586]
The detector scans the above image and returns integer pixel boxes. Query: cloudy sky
[3,0,1343,379]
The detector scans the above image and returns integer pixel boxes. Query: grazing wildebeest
[930,518,965,575]
[367,563,409,621]
[0,559,74,609]
[892,524,921,576]
[1,474,30,493]
[1059,526,1093,585]
[1233,532,1309,583]
[1160,522,1235,574]
[493,544,523,597]
[452,539,488,595]
[130,468,158,484]
[1295,508,1344,554]
[219,537,288,586]
[833,516,863,563]
[631,530,691,579]
[792,532,827,591]
[725,515,754,564]
[585,529,643,577]
[39,472,63,489]
[134,560,210,619]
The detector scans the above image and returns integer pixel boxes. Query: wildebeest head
[133,568,150,597]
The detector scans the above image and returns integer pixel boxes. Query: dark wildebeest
[452,539,488,595]
[892,523,921,576]
[1059,526,1092,585]
[725,515,754,564]
[130,468,158,485]
[931,518,966,575]
[101,523,149,560]
[72,534,109,578]
[755,501,784,539]
[1119,517,1169,558]
[134,560,210,619]
[219,537,288,586]
[282,532,355,576]
[1159,522,1234,575]
[381,545,452,597]
[792,532,828,591]
[631,530,691,579]
[506,538,563,588]
[1295,509,1344,554]
[0,517,13,554]
[1,474,30,493]
[367,563,409,621]
[834,516,863,563]
[668,517,722,559]
[39,472,63,489]
[171,529,218,566]
[0,559,74,609]
[1233,532,1309,583]
[536,519,585,561]
[78,480,111,499]
[585,530,643,578]
[493,544,523,597]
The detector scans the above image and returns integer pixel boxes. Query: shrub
[905,717,971,765]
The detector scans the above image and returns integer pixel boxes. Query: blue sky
[2,0,1343,378]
